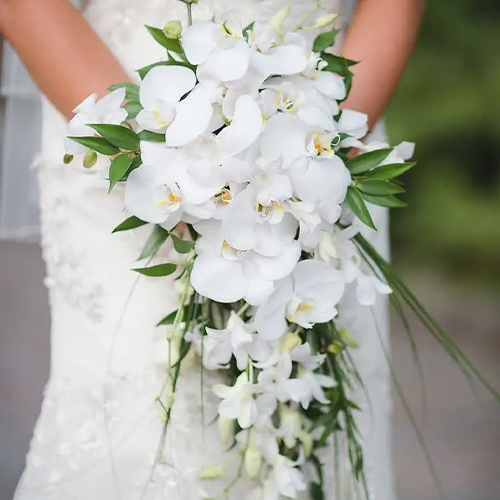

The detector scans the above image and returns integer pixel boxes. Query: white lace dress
[14,1,394,499]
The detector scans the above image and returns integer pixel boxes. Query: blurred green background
[386,0,500,287]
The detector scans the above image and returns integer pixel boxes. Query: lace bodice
[14,1,395,499]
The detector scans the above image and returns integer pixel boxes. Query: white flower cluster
[67,13,414,498]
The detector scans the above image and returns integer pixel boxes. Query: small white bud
[83,150,97,169]
[280,332,302,352]
[271,6,290,35]
[217,416,234,445]
[199,464,225,479]
[244,444,262,479]
[315,13,340,28]
[163,20,182,39]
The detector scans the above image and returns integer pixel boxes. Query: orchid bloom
[255,260,345,340]
[136,65,213,147]
[65,88,127,154]
[190,221,301,305]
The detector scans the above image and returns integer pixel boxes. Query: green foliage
[108,82,140,101]
[112,216,148,233]
[146,25,184,54]
[123,101,142,119]
[138,225,170,260]
[345,187,376,230]
[346,149,392,174]
[108,154,134,192]
[170,233,195,254]
[137,60,195,80]
[67,136,119,155]
[138,130,165,142]
[133,263,177,277]
[312,29,340,53]
[88,124,140,151]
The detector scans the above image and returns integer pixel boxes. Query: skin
[0,0,425,123]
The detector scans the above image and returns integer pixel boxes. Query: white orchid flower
[135,65,213,147]
[290,343,325,371]
[216,95,263,158]
[200,312,254,370]
[182,21,252,84]
[65,88,127,154]
[255,260,345,340]
[290,155,352,224]
[212,373,260,429]
[356,273,392,306]
[190,221,301,305]
[337,109,370,148]
[221,169,298,257]
[260,113,311,166]
[271,454,307,498]
[124,143,224,226]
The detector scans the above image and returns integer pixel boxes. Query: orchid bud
[280,332,302,352]
[63,154,74,165]
[163,20,182,39]
[271,6,290,35]
[83,150,97,169]
[339,328,359,348]
[315,13,339,28]
[244,444,262,479]
[300,431,314,456]
[218,416,234,445]
[199,464,225,479]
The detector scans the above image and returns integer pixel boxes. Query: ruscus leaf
[138,130,165,143]
[346,149,392,174]
[88,124,140,151]
[358,180,405,196]
[138,225,170,260]
[133,263,177,277]
[145,25,183,53]
[112,216,148,233]
[313,29,340,52]
[108,82,140,101]
[345,186,376,230]
[360,193,407,208]
[137,60,194,80]
[67,136,119,155]
[156,310,178,326]
[170,233,195,254]
[123,101,142,119]
[366,162,416,180]
[108,154,134,192]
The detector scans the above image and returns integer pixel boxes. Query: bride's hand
[341,0,426,128]
[0,0,129,119]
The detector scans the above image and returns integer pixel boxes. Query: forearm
[341,0,426,128]
[0,0,129,118]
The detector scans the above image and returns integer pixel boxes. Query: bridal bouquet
[65,3,497,499]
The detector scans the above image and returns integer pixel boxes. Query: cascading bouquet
[65,2,499,499]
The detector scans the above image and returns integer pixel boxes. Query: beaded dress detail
[14,1,395,499]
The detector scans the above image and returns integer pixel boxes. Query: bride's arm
[341,0,426,128]
[0,0,129,118]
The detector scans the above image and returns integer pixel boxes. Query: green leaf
[88,124,140,151]
[156,310,178,326]
[108,154,133,192]
[313,29,340,52]
[122,154,142,181]
[137,60,194,80]
[170,233,195,254]
[133,263,177,277]
[345,186,376,230]
[366,161,416,180]
[123,100,142,119]
[138,225,170,260]
[321,53,357,77]
[67,136,119,155]
[357,180,405,196]
[360,193,407,208]
[108,82,140,101]
[138,130,165,142]
[346,148,392,174]
[146,25,183,53]
[112,216,148,233]
[242,22,255,40]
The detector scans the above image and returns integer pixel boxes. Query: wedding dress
[13,0,394,499]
